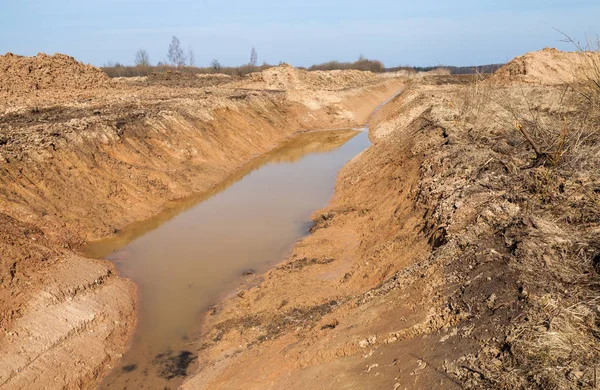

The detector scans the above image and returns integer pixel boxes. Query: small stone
[320,318,339,330]
[486,293,497,309]
[366,363,378,373]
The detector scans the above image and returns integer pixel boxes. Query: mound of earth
[0,53,110,97]
[491,47,600,85]
[232,63,379,91]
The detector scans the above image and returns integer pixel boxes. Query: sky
[0,0,598,68]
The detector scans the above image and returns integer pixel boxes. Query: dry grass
[447,44,600,389]
[454,72,493,138]
[500,229,600,389]
[558,33,600,110]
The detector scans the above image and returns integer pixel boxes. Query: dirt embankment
[184,49,600,389]
[490,47,600,85]
[0,53,404,388]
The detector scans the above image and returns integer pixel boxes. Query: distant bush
[309,58,385,73]
[101,58,505,79]
[101,63,274,78]
[102,63,151,78]
[388,64,503,75]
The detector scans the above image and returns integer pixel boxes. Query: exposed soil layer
[0,55,404,388]
[0,213,135,389]
[184,50,600,389]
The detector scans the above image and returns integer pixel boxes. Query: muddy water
[88,129,371,389]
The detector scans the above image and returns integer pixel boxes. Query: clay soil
[1,49,599,390]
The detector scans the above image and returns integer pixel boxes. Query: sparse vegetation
[187,46,196,67]
[134,49,150,67]
[447,42,600,390]
[211,59,222,72]
[167,36,185,67]
[250,47,258,67]
[101,63,274,78]
[309,56,385,72]
[399,64,504,74]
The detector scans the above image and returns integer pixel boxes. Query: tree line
[102,36,504,78]
[130,36,258,71]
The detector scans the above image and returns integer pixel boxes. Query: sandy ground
[0,54,404,389]
[183,51,600,389]
[1,49,599,389]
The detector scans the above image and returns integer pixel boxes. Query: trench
[85,128,372,388]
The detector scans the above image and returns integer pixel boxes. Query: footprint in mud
[153,350,197,380]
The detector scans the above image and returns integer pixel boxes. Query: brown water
[87,129,371,389]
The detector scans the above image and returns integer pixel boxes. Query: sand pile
[491,47,600,85]
[235,63,379,91]
[0,52,110,97]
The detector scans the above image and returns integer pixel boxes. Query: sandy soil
[0,54,404,389]
[183,50,600,389]
[2,49,598,389]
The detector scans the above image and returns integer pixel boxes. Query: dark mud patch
[204,299,343,351]
[122,364,137,373]
[153,350,197,380]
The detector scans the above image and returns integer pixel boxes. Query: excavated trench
[86,128,372,388]
[0,61,405,388]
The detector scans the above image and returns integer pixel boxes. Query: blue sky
[1,0,598,67]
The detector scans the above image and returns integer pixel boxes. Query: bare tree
[250,47,258,66]
[211,59,222,72]
[188,45,196,67]
[168,36,185,67]
[134,49,151,67]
